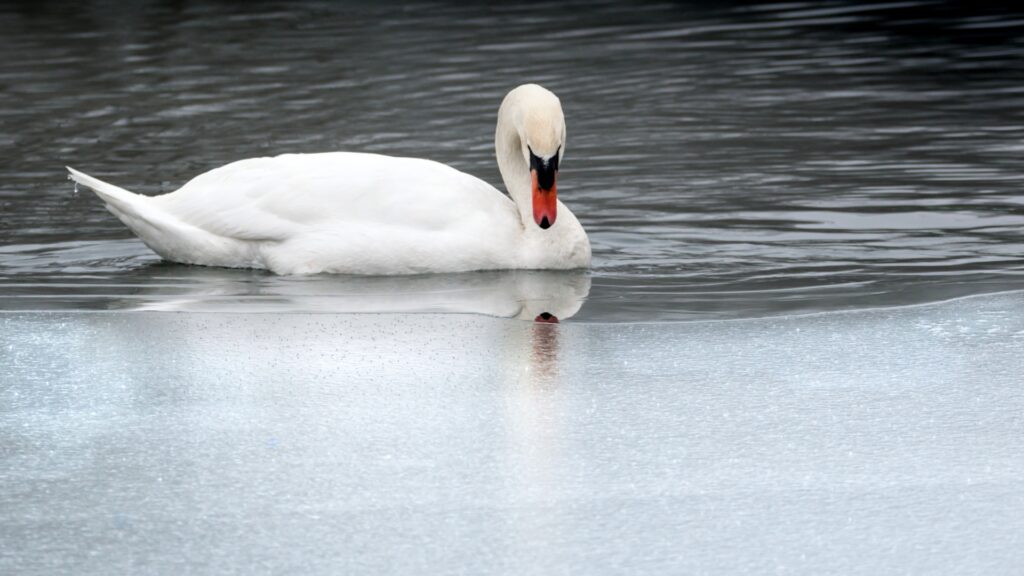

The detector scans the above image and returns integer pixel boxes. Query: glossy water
[3,1,1024,320]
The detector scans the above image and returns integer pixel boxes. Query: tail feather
[66,166,147,217]
[66,166,253,268]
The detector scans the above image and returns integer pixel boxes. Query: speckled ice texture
[2,292,1023,575]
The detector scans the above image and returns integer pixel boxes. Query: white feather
[67,85,591,275]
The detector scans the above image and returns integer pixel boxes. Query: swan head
[497,84,566,230]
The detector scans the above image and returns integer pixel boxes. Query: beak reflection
[534,312,559,324]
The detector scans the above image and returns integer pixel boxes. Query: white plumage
[67,84,591,275]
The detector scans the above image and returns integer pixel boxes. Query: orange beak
[531,170,557,230]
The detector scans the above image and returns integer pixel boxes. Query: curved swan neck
[495,96,532,226]
[495,84,568,231]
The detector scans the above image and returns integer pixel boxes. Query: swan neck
[495,100,532,225]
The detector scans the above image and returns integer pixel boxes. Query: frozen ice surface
[2,292,1023,575]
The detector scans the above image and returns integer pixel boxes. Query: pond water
[2,2,1024,575]
[2,1,1024,320]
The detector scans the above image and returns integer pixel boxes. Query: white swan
[66,84,591,275]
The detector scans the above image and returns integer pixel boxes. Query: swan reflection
[529,321,561,381]
[127,266,591,321]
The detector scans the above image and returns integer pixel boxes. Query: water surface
[3,1,1024,319]
[3,4,1024,574]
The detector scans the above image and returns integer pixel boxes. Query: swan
[66,84,591,275]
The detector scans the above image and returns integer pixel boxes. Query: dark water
[2,1,1024,320]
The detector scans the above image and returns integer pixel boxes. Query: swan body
[67,84,590,275]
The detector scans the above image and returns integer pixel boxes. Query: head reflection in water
[530,312,561,382]
[534,312,559,324]
[500,301,567,548]
[530,319,561,382]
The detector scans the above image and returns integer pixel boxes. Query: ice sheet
[2,292,1023,574]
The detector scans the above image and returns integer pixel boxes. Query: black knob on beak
[529,147,559,191]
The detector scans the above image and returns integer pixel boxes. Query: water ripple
[1,0,1023,320]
